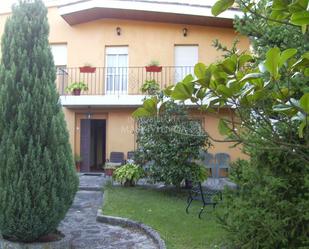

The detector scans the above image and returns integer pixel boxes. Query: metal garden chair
[186,182,222,218]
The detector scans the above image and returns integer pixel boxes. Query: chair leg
[186,195,191,204]
[186,198,193,214]
[198,204,205,219]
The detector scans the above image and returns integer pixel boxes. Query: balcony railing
[56,66,194,95]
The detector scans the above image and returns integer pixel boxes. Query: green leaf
[182,74,194,84]
[218,119,231,135]
[211,0,235,16]
[194,63,206,79]
[279,48,297,67]
[265,47,281,79]
[163,85,174,96]
[302,52,309,59]
[212,67,228,84]
[239,73,263,83]
[196,88,207,99]
[132,107,153,118]
[132,97,158,117]
[216,85,233,97]
[143,98,157,113]
[288,0,309,13]
[220,58,236,74]
[270,10,290,20]
[290,11,309,25]
[272,0,289,11]
[301,24,307,33]
[238,54,253,68]
[171,81,194,100]
[300,93,309,113]
[298,120,306,138]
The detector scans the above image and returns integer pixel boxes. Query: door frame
[75,113,108,162]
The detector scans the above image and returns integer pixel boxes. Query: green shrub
[113,164,144,187]
[218,126,309,249]
[135,101,211,187]
[0,0,78,242]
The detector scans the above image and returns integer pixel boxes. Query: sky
[0,0,218,13]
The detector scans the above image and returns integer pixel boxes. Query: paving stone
[58,174,158,249]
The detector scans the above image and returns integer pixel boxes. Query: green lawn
[102,186,226,249]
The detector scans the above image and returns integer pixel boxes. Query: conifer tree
[0,0,78,242]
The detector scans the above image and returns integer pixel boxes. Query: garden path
[58,173,158,249]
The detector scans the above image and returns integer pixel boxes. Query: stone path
[58,173,158,249]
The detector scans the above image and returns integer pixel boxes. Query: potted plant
[79,63,96,73]
[65,82,88,95]
[140,79,160,95]
[74,154,82,172]
[145,60,162,72]
[113,163,144,187]
[104,165,116,177]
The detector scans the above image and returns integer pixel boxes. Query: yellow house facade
[0,0,250,172]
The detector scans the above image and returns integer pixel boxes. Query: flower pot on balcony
[145,66,162,72]
[79,66,96,73]
[72,89,81,95]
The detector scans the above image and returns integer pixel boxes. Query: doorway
[80,119,106,172]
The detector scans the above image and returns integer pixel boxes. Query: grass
[102,186,226,249]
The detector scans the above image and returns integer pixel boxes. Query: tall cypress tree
[0,0,78,242]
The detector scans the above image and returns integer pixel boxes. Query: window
[50,43,67,75]
[174,45,198,83]
[105,46,128,95]
[50,44,67,93]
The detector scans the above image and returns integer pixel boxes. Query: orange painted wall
[0,5,250,162]
[64,107,246,161]
[0,7,249,66]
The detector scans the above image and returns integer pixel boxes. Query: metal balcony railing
[56,66,194,95]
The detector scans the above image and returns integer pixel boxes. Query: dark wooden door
[80,119,91,172]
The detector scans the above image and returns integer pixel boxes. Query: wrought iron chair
[215,153,230,178]
[186,182,222,218]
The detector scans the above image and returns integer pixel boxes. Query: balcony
[56,66,194,96]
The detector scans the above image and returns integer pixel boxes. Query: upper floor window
[105,46,128,95]
[174,45,198,82]
[50,44,67,75]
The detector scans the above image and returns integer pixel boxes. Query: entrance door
[80,119,106,172]
[105,46,128,95]
[80,119,91,172]
[174,45,198,83]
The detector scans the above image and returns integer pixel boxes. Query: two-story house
[0,0,249,172]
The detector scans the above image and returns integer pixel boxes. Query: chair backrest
[110,152,125,164]
[127,151,135,160]
[215,153,230,166]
